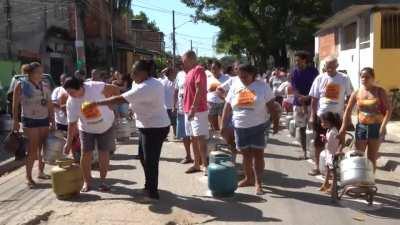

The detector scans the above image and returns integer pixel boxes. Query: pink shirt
[183,65,208,113]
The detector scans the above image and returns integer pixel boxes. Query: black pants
[138,126,169,194]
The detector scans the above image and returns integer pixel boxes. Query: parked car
[6,74,56,117]
[0,81,7,114]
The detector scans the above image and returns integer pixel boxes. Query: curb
[0,157,24,176]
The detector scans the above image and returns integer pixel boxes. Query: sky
[131,0,221,58]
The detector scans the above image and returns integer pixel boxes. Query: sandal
[27,180,36,189]
[308,169,321,176]
[81,184,91,193]
[185,166,202,174]
[256,187,265,195]
[98,183,111,192]
[180,158,193,164]
[37,173,51,180]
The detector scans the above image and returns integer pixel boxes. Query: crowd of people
[10,49,392,200]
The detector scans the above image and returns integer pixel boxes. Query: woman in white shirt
[222,64,279,195]
[63,77,120,192]
[88,60,170,200]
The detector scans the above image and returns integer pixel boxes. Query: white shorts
[184,111,209,139]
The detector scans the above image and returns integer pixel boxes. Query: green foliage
[182,0,332,69]
[128,11,160,32]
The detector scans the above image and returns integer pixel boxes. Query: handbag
[2,131,27,160]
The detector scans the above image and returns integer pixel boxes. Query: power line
[176,32,214,40]
[132,3,192,18]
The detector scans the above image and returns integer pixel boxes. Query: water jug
[289,120,296,138]
[208,153,237,197]
[306,129,314,151]
[116,118,130,141]
[129,117,136,137]
[340,151,375,186]
[51,159,83,200]
[44,131,66,165]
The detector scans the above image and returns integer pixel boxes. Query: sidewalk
[378,120,400,175]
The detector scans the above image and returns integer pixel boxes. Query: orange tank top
[356,88,384,124]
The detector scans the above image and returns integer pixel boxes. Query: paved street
[0,128,399,225]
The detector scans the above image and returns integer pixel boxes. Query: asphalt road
[0,128,399,225]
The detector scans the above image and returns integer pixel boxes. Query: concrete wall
[373,11,400,90]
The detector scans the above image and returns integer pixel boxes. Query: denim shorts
[21,117,49,128]
[234,123,266,150]
[176,113,188,139]
[208,102,224,116]
[356,123,380,140]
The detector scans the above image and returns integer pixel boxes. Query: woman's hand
[63,143,71,155]
[379,125,386,138]
[49,121,56,131]
[13,120,20,132]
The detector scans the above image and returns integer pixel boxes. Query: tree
[128,11,160,32]
[182,0,332,69]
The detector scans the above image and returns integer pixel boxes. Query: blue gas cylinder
[208,153,237,197]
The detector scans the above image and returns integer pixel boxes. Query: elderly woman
[62,76,120,192]
[88,60,170,200]
[340,67,391,172]
[12,62,54,188]
[221,64,279,195]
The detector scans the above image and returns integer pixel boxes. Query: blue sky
[131,0,221,58]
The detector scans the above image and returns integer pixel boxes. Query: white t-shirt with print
[160,76,176,109]
[122,77,170,128]
[219,76,239,93]
[309,73,352,116]
[175,71,186,115]
[207,74,230,104]
[66,81,115,134]
[226,79,274,128]
[51,86,68,125]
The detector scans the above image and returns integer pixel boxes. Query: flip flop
[81,185,91,193]
[27,180,36,189]
[185,166,202,174]
[256,188,265,195]
[308,169,321,176]
[37,173,51,180]
[180,158,194,164]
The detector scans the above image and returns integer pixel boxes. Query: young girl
[319,111,342,192]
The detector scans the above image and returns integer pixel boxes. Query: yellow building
[315,4,400,91]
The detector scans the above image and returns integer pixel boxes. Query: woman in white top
[88,60,170,200]
[12,62,54,188]
[222,64,279,195]
[63,77,120,192]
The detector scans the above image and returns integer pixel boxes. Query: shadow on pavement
[116,139,139,146]
[265,186,338,207]
[111,153,138,161]
[264,152,300,161]
[109,164,136,171]
[268,138,299,147]
[263,169,320,189]
[375,178,400,188]
[148,190,282,223]
[67,193,102,202]
[159,157,183,164]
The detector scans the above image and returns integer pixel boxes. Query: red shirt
[183,65,208,113]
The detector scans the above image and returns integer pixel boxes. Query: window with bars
[359,14,371,49]
[381,12,400,49]
[342,22,357,50]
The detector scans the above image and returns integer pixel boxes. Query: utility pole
[172,10,176,70]
[190,40,193,51]
[5,0,12,59]
[74,0,86,73]
[110,0,115,69]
